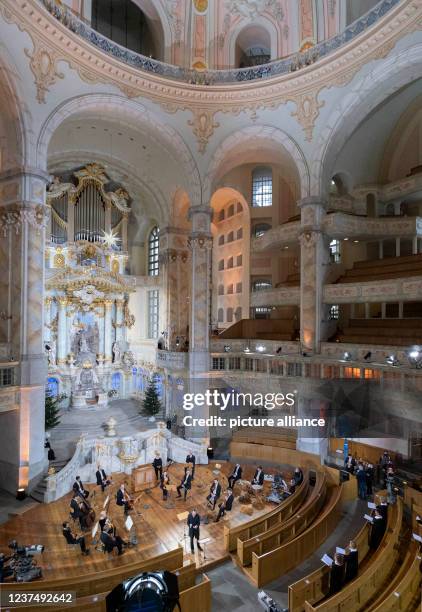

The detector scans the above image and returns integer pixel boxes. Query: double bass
[77,494,96,529]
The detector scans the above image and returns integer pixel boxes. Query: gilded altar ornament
[194,0,208,12]
[53,253,65,268]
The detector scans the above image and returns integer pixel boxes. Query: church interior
[0,0,422,610]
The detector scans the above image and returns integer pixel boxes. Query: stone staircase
[30,458,70,503]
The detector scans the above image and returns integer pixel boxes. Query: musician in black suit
[228,464,242,489]
[116,483,130,515]
[100,527,125,555]
[376,498,389,524]
[62,522,89,555]
[216,489,234,522]
[329,553,345,595]
[152,453,163,481]
[294,467,303,486]
[187,509,203,554]
[369,509,386,549]
[251,466,264,486]
[72,476,89,499]
[70,494,82,522]
[344,540,358,582]
[185,451,196,480]
[207,479,221,510]
[95,466,110,492]
[177,469,192,501]
[160,470,170,501]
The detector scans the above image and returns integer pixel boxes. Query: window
[228,357,240,370]
[253,279,272,292]
[227,257,234,269]
[236,282,242,293]
[227,284,234,295]
[212,357,225,370]
[218,210,225,221]
[237,228,243,240]
[217,308,224,322]
[329,239,341,263]
[0,368,13,387]
[218,284,224,296]
[237,202,243,213]
[253,223,271,237]
[218,259,224,271]
[237,254,243,266]
[253,307,271,319]
[245,358,254,371]
[235,307,242,320]
[227,308,233,322]
[148,290,159,338]
[252,167,272,207]
[227,231,234,243]
[218,235,225,246]
[148,226,160,276]
[228,204,235,217]
[329,305,339,320]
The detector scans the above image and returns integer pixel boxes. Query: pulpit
[132,464,155,492]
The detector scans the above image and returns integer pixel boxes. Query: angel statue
[112,341,121,364]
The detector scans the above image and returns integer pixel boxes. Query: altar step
[30,458,70,503]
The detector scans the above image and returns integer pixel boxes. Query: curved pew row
[238,470,326,566]
[3,552,212,612]
[250,480,345,587]
[224,468,310,553]
[303,498,403,612]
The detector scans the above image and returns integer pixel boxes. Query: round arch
[204,125,310,201]
[313,45,422,196]
[36,94,202,206]
[228,18,278,68]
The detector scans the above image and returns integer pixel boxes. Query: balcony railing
[40,0,401,85]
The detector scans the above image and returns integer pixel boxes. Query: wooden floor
[0,462,277,580]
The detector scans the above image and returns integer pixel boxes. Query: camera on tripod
[7,540,44,582]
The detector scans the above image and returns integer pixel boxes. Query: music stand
[177,511,189,554]
[198,537,211,563]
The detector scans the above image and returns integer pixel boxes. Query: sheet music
[367,502,376,509]
[336,547,346,555]
[92,521,99,539]
[321,554,333,566]
[103,495,109,509]
[364,514,374,522]
[125,515,134,531]
[412,532,422,543]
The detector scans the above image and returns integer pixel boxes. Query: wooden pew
[250,484,344,587]
[304,498,403,611]
[2,547,184,599]
[179,573,212,612]
[230,441,323,470]
[238,471,326,566]
[369,542,421,612]
[224,468,310,552]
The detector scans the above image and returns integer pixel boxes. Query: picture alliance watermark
[182,389,296,411]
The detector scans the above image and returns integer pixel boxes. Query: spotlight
[343,352,352,362]
[363,351,372,362]
[224,345,231,353]
[386,355,399,366]
[16,488,26,501]
[407,347,422,368]
[244,347,250,353]
[256,345,266,353]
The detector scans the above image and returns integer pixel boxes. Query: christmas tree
[45,391,63,430]
[142,378,162,417]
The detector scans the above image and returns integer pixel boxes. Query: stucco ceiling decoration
[0,0,421,150]
[226,0,284,20]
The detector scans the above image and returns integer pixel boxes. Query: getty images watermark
[181,389,326,429]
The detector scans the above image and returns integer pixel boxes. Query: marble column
[57,297,68,364]
[0,169,50,493]
[188,207,213,373]
[299,197,330,354]
[104,300,113,364]
[115,299,124,344]
[44,296,53,343]
[98,303,105,360]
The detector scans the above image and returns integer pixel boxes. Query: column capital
[297,196,328,209]
[57,296,68,307]
[187,234,213,251]
[104,299,114,310]
[188,205,213,220]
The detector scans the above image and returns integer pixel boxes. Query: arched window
[235,25,271,68]
[252,167,272,207]
[228,203,235,217]
[218,259,225,271]
[227,257,234,269]
[218,235,225,246]
[148,226,160,276]
[218,308,224,322]
[227,308,233,323]
[253,279,272,292]
[253,223,271,237]
[237,228,243,240]
[227,231,234,243]
[218,284,224,295]
[235,307,242,320]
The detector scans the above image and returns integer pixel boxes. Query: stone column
[188,207,213,373]
[115,299,125,343]
[0,169,50,493]
[104,299,113,364]
[299,197,330,354]
[57,297,68,364]
[44,296,53,343]
[98,303,105,360]
[121,214,128,252]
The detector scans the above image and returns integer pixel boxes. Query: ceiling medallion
[193,0,208,12]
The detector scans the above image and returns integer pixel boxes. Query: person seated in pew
[329,553,345,595]
[251,466,264,486]
[69,493,84,528]
[95,465,111,492]
[344,540,358,582]
[72,475,89,499]
[287,478,296,495]
[294,467,303,486]
[228,463,242,489]
[369,509,386,549]
[376,496,389,524]
[62,521,90,555]
[176,468,192,501]
[215,488,234,522]
[100,526,125,555]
